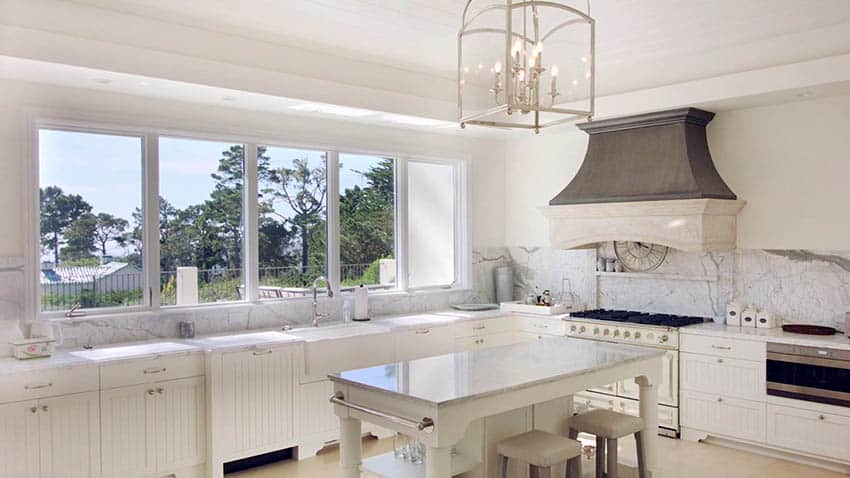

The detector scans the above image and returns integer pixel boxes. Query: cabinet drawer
[680,334,764,361]
[518,316,565,336]
[0,365,100,403]
[101,353,204,389]
[681,353,764,401]
[767,404,850,461]
[681,390,765,443]
[394,325,455,361]
[303,333,394,383]
[454,331,517,352]
[454,317,514,338]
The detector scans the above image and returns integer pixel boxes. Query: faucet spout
[311,276,333,327]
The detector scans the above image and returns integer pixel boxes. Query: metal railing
[42,263,388,310]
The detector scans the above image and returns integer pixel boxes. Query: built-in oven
[766,342,850,407]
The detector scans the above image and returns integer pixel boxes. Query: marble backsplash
[473,246,850,330]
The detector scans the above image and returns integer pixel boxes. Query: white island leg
[339,416,362,478]
[636,376,659,478]
[425,446,452,478]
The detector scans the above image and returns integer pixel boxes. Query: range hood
[539,108,745,252]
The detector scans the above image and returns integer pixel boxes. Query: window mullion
[244,143,260,302]
[396,157,409,292]
[326,151,341,295]
[144,133,161,310]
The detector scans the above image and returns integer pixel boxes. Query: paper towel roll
[354,285,370,321]
[494,266,514,304]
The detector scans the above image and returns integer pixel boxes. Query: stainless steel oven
[766,342,850,407]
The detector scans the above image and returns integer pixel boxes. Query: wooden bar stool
[496,430,582,478]
[568,409,647,478]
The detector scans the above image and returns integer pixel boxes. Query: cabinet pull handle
[143,367,167,374]
[252,349,273,356]
[472,325,486,331]
[535,324,549,329]
[147,389,156,396]
[415,329,431,335]
[30,406,38,414]
[711,345,732,351]
[25,382,53,391]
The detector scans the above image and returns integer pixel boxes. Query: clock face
[613,241,669,272]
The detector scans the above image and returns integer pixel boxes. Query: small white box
[726,301,743,326]
[741,307,758,328]
[9,337,56,360]
[756,309,778,328]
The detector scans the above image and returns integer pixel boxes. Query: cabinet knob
[717,397,724,403]
[717,358,724,364]
[819,415,826,421]
[147,389,156,396]
[30,406,38,414]
[41,405,48,412]
[157,388,165,395]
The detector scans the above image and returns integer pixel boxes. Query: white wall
[503,94,850,250]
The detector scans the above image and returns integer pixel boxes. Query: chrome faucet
[65,303,85,318]
[311,276,334,327]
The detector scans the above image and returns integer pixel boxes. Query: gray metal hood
[539,108,746,252]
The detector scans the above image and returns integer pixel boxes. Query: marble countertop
[0,309,525,375]
[682,322,850,351]
[330,337,664,406]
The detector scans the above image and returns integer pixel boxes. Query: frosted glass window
[407,161,455,288]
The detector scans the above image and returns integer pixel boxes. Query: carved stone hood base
[539,199,746,253]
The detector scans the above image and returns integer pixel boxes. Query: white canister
[726,301,743,327]
[756,309,777,329]
[353,285,370,321]
[741,307,758,328]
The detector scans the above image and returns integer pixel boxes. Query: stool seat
[569,409,644,439]
[497,430,582,468]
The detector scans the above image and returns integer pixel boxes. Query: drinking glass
[410,441,425,464]
[393,433,410,460]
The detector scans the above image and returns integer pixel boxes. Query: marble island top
[330,337,664,406]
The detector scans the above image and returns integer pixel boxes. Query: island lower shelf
[362,451,479,478]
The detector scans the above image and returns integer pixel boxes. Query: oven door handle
[767,352,850,370]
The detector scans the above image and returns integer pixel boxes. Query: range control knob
[593,327,600,335]
[579,326,586,333]
[603,329,610,336]
[634,332,641,339]
[660,334,669,343]
[623,331,631,338]
[570,325,577,332]
[613,329,621,337]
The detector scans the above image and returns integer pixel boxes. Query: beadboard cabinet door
[681,390,766,443]
[680,352,764,401]
[218,346,294,457]
[38,392,101,478]
[154,377,206,472]
[767,404,850,461]
[100,384,157,478]
[0,400,39,478]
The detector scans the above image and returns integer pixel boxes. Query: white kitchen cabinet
[681,390,765,443]
[394,325,455,361]
[620,350,679,406]
[0,391,100,478]
[38,392,101,478]
[0,400,39,478]
[208,344,295,476]
[680,352,764,401]
[101,378,205,478]
[767,404,850,462]
[296,379,338,439]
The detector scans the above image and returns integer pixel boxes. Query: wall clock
[613,241,669,272]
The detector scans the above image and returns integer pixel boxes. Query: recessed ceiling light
[221,95,238,102]
[378,113,456,128]
[289,103,375,117]
[93,78,112,84]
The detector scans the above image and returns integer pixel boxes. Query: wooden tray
[782,324,837,336]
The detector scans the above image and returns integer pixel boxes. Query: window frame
[27,115,470,321]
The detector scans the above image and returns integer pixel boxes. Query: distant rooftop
[40,261,136,285]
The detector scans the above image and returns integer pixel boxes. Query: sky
[38,129,388,260]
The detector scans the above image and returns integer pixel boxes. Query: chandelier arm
[541,18,589,42]
[461,3,507,32]
[460,28,535,46]
[509,1,593,22]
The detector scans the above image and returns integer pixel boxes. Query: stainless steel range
[564,309,710,437]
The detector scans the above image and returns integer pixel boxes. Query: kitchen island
[330,336,665,478]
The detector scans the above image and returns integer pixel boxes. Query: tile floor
[228,436,848,478]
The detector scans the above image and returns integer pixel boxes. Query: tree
[40,186,93,265]
[265,155,327,273]
[92,213,129,256]
[339,158,395,267]
[61,212,98,262]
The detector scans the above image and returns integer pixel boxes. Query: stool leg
[595,437,605,478]
[499,455,509,478]
[634,432,646,478]
[606,438,618,478]
[567,428,579,478]
[530,464,540,478]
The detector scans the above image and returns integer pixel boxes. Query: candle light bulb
[494,61,502,74]
[518,70,525,82]
[551,65,559,77]
[528,55,536,68]
[513,39,522,55]
[535,41,543,54]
